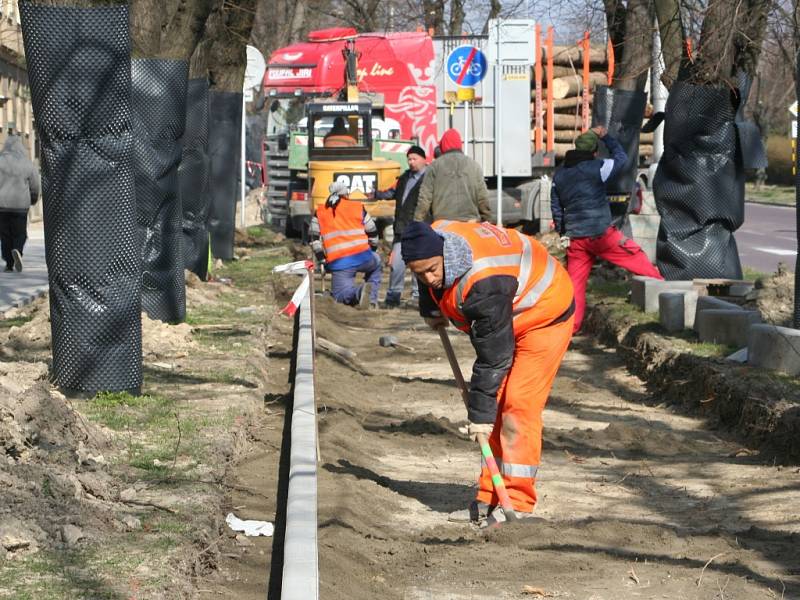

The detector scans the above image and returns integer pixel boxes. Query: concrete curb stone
[748,324,800,376]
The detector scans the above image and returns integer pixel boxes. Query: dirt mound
[233,227,285,248]
[744,264,794,326]
[0,359,113,559]
[185,271,227,308]
[141,313,197,358]
[4,310,50,351]
[0,361,106,463]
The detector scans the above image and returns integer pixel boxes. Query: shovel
[436,327,518,523]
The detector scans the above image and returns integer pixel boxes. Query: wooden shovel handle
[436,327,518,522]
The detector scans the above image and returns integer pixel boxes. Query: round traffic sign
[446,46,487,87]
[245,45,267,90]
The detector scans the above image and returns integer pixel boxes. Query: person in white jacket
[0,136,40,272]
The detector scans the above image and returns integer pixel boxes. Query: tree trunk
[449,0,464,36]
[688,0,738,86]
[546,45,607,66]
[482,0,501,34]
[159,0,215,60]
[613,0,653,91]
[130,0,164,57]
[604,0,626,63]
[687,0,770,87]
[422,0,444,34]
[531,65,592,80]
[202,0,259,92]
[129,0,213,60]
[249,0,308,60]
[551,72,607,99]
[653,0,684,87]
[735,0,770,77]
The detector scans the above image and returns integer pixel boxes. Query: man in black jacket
[374,145,427,307]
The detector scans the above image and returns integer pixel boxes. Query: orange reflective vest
[323,134,357,147]
[432,220,573,336]
[316,199,370,262]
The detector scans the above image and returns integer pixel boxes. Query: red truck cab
[264,27,438,157]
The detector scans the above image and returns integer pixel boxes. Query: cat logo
[333,172,379,195]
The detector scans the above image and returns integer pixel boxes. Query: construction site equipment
[262,29,422,237]
[305,102,400,220]
[263,22,659,243]
[436,327,518,523]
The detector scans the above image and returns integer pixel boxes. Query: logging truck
[261,20,656,238]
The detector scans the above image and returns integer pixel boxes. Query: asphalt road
[737,202,798,274]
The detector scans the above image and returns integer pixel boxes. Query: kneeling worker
[310,182,382,308]
[401,220,574,525]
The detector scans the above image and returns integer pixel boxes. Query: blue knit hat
[401,221,444,263]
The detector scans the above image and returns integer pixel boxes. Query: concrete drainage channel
[278,283,320,599]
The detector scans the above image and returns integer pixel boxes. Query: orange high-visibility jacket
[432,220,573,336]
[323,134,357,148]
[316,199,370,262]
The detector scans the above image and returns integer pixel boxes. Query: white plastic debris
[225,513,274,537]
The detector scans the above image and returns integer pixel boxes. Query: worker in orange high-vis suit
[401,220,574,526]
[323,116,357,148]
[310,182,382,308]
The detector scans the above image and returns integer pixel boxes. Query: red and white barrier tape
[273,260,314,317]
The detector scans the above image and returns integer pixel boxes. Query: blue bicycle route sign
[446,46,488,87]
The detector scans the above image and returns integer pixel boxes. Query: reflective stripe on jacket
[432,220,573,336]
[316,199,370,262]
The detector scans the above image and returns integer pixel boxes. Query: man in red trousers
[551,126,663,333]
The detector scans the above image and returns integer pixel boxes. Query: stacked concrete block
[628,189,660,263]
[692,296,742,333]
[655,289,698,330]
[630,276,694,313]
[696,309,761,347]
[659,292,685,332]
[726,347,748,363]
[628,213,660,263]
[682,290,699,328]
[748,324,800,376]
[728,282,755,297]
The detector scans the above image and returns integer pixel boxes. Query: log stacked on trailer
[531,43,653,162]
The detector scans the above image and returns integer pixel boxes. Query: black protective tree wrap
[592,86,647,196]
[20,2,142,393]
[208,91,243,260]
[654,81,747,280]
[132,59,188,323]
[180,78,211,279]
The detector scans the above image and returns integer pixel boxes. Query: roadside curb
[583,299,800,463]
[1,287,47,315]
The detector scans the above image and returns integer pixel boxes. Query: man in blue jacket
[551,126,662,333]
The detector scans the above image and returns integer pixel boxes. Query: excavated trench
[203,272,800,599]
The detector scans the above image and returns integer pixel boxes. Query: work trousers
[330,251,382,305]
[385,241,418,305]
[476,316,573,513]
[0,211,27,270]
[567,226,663,333]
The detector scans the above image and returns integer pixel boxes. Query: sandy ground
[205,270,800,600]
